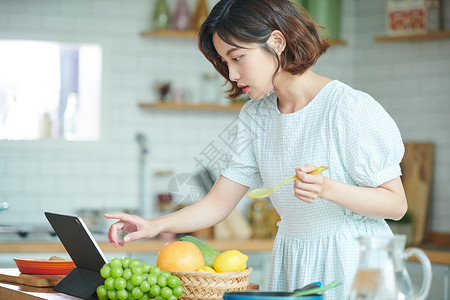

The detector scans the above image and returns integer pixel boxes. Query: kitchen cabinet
[374,29,450,42]
[246,252,272,290]
[407,261,450,300]
[139,101,244,111]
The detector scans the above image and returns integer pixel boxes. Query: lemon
[213,250,248,273]
[197,266,216,272]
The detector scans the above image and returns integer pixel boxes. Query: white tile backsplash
[0,0,449,234]
[354,0,450,233]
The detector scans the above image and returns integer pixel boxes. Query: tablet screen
[45,211,108,272]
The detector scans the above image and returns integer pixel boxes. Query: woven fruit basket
[171,267,252,300]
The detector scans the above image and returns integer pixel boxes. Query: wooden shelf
[139,101,245,111]
[141,30,347,45]
[141,30,198,38]
[328,39,347,46]
[374,30,450,42]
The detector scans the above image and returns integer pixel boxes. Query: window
[0,40,102,141]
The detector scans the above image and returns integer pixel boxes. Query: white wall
[353,0,450,232]
[0,0,448,233]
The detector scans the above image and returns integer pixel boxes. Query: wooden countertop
[413,249,450,265]
[0,268,260,300]
[0,239,275,254]
[0,281,260,300]
[1,238,449,265]
[0,281,82,299]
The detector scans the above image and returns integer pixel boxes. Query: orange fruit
[156,241,204,272]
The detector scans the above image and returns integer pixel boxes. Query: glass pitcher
[391,235,432,300]
[348,235,432,300]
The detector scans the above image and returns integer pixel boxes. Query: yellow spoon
[248,166,328,199]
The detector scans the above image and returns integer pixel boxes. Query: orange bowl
[13,257,76,275]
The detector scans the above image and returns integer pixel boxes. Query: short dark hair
[198,0,330,98]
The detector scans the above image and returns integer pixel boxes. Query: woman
[106,0,407,298]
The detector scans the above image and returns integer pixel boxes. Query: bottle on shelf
[172,0,191,31]
[153,0,171,30]
[307,0,342,40]
[192,0,209,31]
[292,0,308,10]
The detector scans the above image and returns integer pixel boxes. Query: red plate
[13,257,76,275]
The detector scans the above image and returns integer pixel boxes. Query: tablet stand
[54,267,104,299]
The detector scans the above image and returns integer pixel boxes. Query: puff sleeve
[334,90,404,187]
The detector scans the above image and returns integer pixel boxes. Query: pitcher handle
[404,247,433,300]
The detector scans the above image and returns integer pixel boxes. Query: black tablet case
[45,211,108,299]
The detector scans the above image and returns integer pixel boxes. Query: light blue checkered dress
[221,80,404,299]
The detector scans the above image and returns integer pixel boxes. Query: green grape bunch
[97,257,184,300]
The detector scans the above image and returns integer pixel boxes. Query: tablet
[45,211,108,271]
[45,211,110,298]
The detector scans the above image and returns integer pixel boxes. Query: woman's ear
[268,30,286,56]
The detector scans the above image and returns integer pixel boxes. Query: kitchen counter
[0,239,275,254]
[0,268,260,299]
[1,239,450,265]
[409,248,450,265]
[0,281,82,299]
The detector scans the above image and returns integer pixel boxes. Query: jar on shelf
[153,0,171,30]
[249,200,269,239]
[172,0,191,31]
[192,0,209,31]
